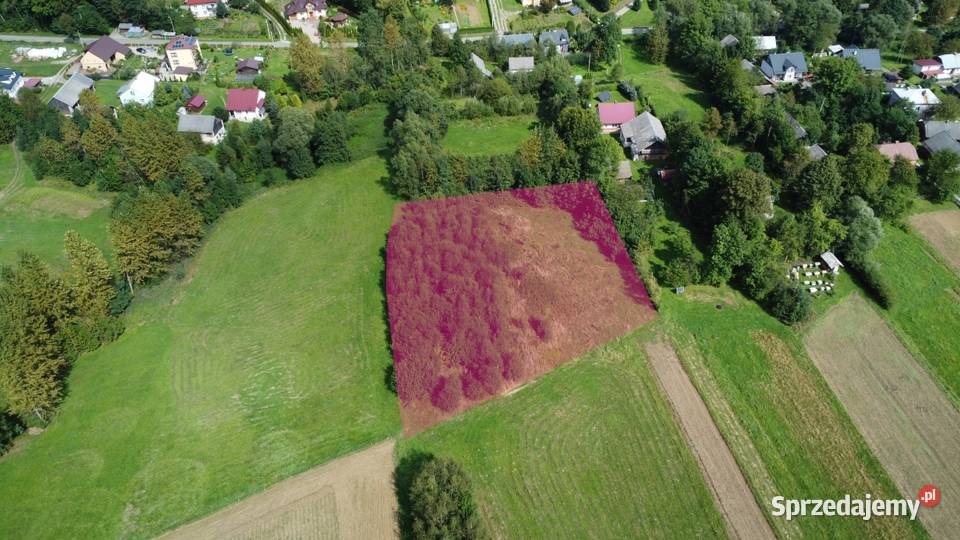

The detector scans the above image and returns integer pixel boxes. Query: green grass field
[0,150,402,537]
[619,45,708,121]
[656,289,926,539]
[441,115,535,155]
[870,223,960,406]
[0,41,79,77]
[195,9,270,40]
[509,10,590,33]
[398,332,728,538]
[619,3,655,28]
[0,145,112,270]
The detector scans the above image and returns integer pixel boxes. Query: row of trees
[0,0,197,35]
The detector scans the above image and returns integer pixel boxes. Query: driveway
[288,18,320,44]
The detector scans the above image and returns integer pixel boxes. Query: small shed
[187,94,207,112]
[328,12,348,27]
[596,90,612,102]
[819,251,844,274]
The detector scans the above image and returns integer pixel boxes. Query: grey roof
[740,59,756,71]
[720,34,739,47]
[807,144,827,161]
[177,114,223,135]
[49,72,94,109]
[539,29,569,48]
[500,33,536,48]
[597,91,612,102]
[236,59,262,72]
[0,68,20,91]
[923,130,960,155]
[617,160,632,179]
[284,0,327,17]
[785,112,807,139]
[840,47,882,71]
[508,56,534,72]
[759,52,808,78]
[85,36,131,62]
[923,120,960,140]
[820,251,843,270]
[470,53,492,78]
[620,111,666,152]
[754,84,776,96]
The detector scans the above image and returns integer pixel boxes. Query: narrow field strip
[645,339,775,540]
[159,440,397,540]
[805,294,960,539]
[909,210,960,273]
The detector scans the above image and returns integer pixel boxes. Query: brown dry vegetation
[805,295,960,539]
[909,210,960,272]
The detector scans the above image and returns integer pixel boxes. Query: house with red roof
[183,0,218,19]
[876,142,919,166]
[912,58,944,79]
[226,88,266,122]
[597,102,637,133]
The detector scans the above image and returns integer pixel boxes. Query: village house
[597,102,636,133]
[619,111,667,160]
[923,120,960,140]
[184,0,219,19]
[539,29,570,55]
[226,88,266,122]
[328,13,348,27]
[508,56,534,74]
[807,144,828,161]
[889,87,940,115]
[753,35,777,53]
[785,112,807,139]
[117,71,160,106]
[178,114,227,144]
[80,36,130,73]
[838,47,882,72]
[48,72,94,115]
[912,58,944,79]
[164,35,203,80]
[500,33,536,49]
[759,52,808,83]
[923,130,960,156]
[284,0,326,21]
[235,59,262,82]
[875,142,919,166]
[938,53,960,77]
[0,68,23,99]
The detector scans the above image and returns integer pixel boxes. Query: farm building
[720,34,739,48]
[620,111,668,160]
[48,72,94,115]
[839,47,882,71]
[235,59,262,82]
[923,130,960,156]
[177,114,226,145]
[186,94,207,112]
[753,35,777,52]
[617,160,632,181]
[819,251,844,274]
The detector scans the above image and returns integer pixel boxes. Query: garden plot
[386,182,656,434]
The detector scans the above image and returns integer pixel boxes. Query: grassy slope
[871,223,960,406]
[0,151,401,538]
[0,146,112,270]
[441,115,535,156]
[657,289,926,539]
[398,332,728,539]
[619,45,708,121]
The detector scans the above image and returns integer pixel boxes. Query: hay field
[910,210,960,272]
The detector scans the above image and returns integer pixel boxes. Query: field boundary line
[644,338,776,540]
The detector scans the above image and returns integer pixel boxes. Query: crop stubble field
[909,209,960,272]
[386,182,656,433]
[805,294,960,539]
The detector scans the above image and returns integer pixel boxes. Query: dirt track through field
[645,340,775,540]
[910,210,960,272]
[158,440,397,540]
[805,295,960,539]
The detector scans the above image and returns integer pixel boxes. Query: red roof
[876,142,919,162]
[597,102,636,125]
[226,88,264,112]
[187,95,206,109]
[914,59,941,66]
[23,78,41,88]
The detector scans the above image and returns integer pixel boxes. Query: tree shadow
[379,241,398,395]
[394,450,436,540]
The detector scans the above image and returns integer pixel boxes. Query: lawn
[0,41,80,77]
[0,145,112,270]
[441,114,535,155]
[618,3,654,28]
[618,44,709,121]
[0,153,402,538]
[509,10,589,33]
[453,0,493,29]
[656,289,926,539]
[195,9,270,40]
[398,331,728,538]
[870,223,960,407]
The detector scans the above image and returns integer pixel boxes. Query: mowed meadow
[0,153,401,537]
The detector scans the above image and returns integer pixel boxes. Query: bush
[766,282,811,324]
[0,412,24,456]
[409,457,485,540]
[617,80,638,101]
[493,95,536,116]
[459,99,495,119]
[850,260,893,309]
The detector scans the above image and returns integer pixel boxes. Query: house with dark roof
[598,102,636,133]
[620,111,667,160]
[923,120,960,140]
[839,47,882,71]
[759,52,808,83]
[48,72,94,115]
[500,33,536,49]
[596,91,612,102]
[226,88,266,122]
[0,68,23,99]
[328,12,348,27]
[236,59,262,82]
[177,114,226,144]
[720,34,739,48]
[284,0,327,20]
[186,94,207,112]
[785,112,807,139]
[539,29,570,54]
[923,130,960,156]
[80,36,131,73]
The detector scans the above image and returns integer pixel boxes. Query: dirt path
[645,339,775,540]
[0,143,24,207]
[158,440,398,540]
[805,294,960,539]
[910,210,960,272]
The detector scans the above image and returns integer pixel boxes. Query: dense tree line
[0,0,196,35]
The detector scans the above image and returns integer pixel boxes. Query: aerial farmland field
[386,183,656,433]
